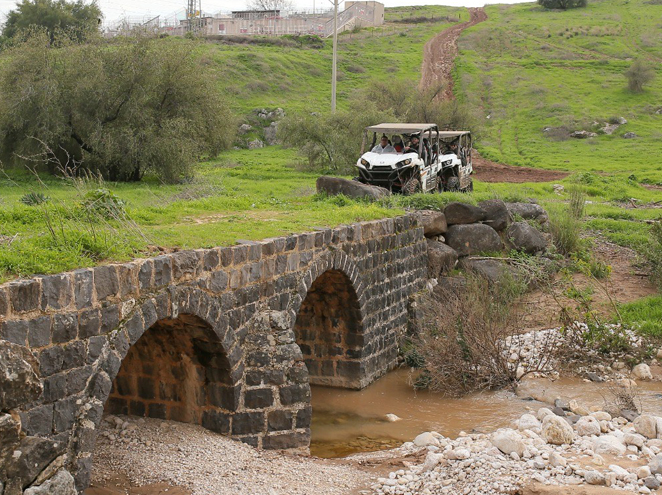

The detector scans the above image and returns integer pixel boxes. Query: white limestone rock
[542,415,575,445]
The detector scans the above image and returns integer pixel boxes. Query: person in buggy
[371,135,395,154]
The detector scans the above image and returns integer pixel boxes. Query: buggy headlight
[397,159,412,167]
[360,158,369,167]
[442,159,453,166]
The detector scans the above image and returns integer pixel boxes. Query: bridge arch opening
[293,269,364,389]
[105,313,237,434]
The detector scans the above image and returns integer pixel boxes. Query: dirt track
[420,8,569,183]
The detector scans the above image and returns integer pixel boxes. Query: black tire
[402,177,422,195]
[446,176,460,192]
[352,176,364,183]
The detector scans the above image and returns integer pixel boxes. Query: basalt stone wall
[0,214,426,493]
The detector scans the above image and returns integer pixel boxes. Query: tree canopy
[0,34,236,182]
[1,0,102,43]
[537,0,587,9]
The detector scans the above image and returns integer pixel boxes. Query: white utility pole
[331,0,338,112]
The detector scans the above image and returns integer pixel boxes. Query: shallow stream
[310,369,662,458]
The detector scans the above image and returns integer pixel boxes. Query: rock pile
[417,200,552,282]
[371,405,662,495]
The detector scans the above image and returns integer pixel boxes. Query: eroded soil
[520,238,657,331]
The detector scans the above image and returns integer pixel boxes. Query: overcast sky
[0,0,531,25]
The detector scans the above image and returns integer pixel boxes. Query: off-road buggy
[354,123,473,194]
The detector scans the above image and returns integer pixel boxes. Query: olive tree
[537,0,587,9]
[0,34,235,182]
[1,0,102,43]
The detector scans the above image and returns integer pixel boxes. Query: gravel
[92,415,366,495]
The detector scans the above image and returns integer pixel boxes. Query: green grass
[456,0,662,185]
[619,296,662,336]
[204,5,466,114]
[0,148,402,281]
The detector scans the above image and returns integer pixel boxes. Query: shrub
[0,33,235,183]
[81,188,126,219]
[277,105,394,174]
[625,60,655,93]
[537,0,587,9]
[409,275,550,396]
[550,187,585,256]
[20,192,50,206]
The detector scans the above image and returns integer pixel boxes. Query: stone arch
[79,288,245,481]
[292,252,366,389]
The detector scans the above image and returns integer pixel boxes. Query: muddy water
[310,369,662,458]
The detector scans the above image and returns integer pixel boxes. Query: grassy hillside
[204,5,466,114]
[456,0,662,183]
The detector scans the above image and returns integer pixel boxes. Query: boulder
[506,202,549,225]
[445,224,503,257]
[518,414,541,433]
[426,240,459,278]
[584,470,606,485]
[632,363,653,381]
[593,435,626,456]
[416,210,448,237]
[623,132,637,139]
[650,454,662,475]
[645,476,661,489]
[23,469,76,495]
[248,138,264,149]
[0,413,21,471]
[264,122,279,145]
[570,130,597,139]
[635,415,658,439]
[536,408,555,421]
[505,222,548,254]
[0,341,42,411]
[5,436,65,490]
[433,276,466,296]
[542,415,575,445]
[460,259,521,285]
[491,428,525,457]
[443,202,487,225]
[316,176,390,201]
[413,432,439,447]
[624,432,645,448]
[549,452,567,467]
[576,416,601,437]
[478,199,511,232]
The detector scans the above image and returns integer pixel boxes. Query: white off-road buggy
[354,123,473,194]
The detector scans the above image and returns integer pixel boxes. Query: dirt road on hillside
[420,8,569,183]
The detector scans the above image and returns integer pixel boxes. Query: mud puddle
[310,369,662,458]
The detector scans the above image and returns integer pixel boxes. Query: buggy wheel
[464,178,474,193]
[402,177,422,195]
[352,176,364,183]
[446,176,460,192]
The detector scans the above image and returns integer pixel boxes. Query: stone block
[53,396,79,433]
[8,279,40,313]
[445,224,503,257]
[0,287,8,317]
[100,305,120,334]
[39,274,72,310]
[172,251,199,280]
[244,388,274,409]
[138,260,153,290]
[153,256,172,286]
[231,411,264,436]
[93,265,119,301]
[6,436,63,489]
[62,340,86,370]
[39,346,64,377]
[279,384,310,405]
[478,199,512,232]
[42,373,67,403]
[73,269,93,310]
[201,410,230,435]
[296,406,312,428]
[52,313,78,344]
[78,309,100,339]
[262,431,310,450]
[0,319,28,345]
[27,316,51,348]
[268,410,293,431]
[23,405,54,436]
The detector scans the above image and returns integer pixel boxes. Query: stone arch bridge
[0,214,426,493]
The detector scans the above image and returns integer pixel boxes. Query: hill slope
[455,0,662,183]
